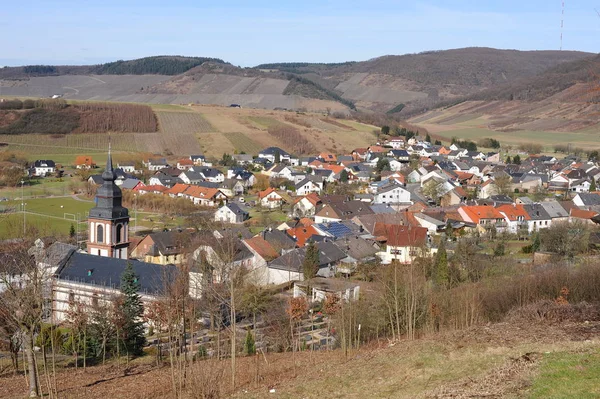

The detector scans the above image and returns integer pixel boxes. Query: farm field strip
[156,111,215,134]
[223,132,263,155]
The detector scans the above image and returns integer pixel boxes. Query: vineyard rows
[223,132,263,155]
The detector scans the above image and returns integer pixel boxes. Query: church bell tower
[87,143,130,259]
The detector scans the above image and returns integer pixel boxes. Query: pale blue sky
[1,1,598,66]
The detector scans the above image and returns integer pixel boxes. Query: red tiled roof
[165,183,190,196]
[460,205,504,223]
[184,185,220,199]
[138,185,168,193]
[75,155,95,166]
[286,225,318,247]
[570,208,598,219]
[496,204,530,221]
[244,236,279,260]
[258,187,279,200]
[374,223,428,247]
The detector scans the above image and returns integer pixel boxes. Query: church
[50,149,179,323]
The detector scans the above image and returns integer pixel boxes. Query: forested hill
[0,56,226,79]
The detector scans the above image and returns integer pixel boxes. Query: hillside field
[0,104,377,161]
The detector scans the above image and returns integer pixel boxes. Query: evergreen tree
[381,125,390,135]
[434,140,442,146]
[590,179,597,192]
[375,158,390,173]
[274,150,281,164]
[119,262,146,356]
[531,232,541,252]
[244,329,256,355]
[69,223,76,238]
[493,241,506,257]
[425,133,431,143]
[513,154,521,165]
[302,241,320,281]
[340,169,349,183]
[434,239,449,288]
[505,155,512,164]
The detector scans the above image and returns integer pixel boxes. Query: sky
[1,0,599,67]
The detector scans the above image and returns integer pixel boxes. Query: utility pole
[21,180,25,236]
[134,194,138,233]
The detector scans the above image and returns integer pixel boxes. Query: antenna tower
[560,1,565,50]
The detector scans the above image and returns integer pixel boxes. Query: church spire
[102,134,115,181]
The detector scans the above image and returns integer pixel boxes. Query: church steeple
[87,139,130,259]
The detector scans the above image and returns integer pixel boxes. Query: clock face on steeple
[87,142,130,259]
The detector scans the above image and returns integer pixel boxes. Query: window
[68,292,75,304]
[116,224,123,243]
[96,224,104,243]
[390,248,402,255]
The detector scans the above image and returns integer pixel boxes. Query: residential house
[190,154,206,166]
[293,278,361,303]
[496,204,530,234]
[523,203,553,232]
[267,163,294,180]
[258,188,284,209]
[179,170,205,185]
[214,203,249,224]
[233,154,253,165]
[144,158,168,171]
[194,167,224,183]
[182,186,227,207]
[242,236,280,284]
[117,162,139,174]
[374,224,433,264]
[295,178,322,196]
[314,200,374,223]
[458,205,508,233]
[176,158,194,170]
[258,147,291,163]
[292,193,321,218]
[573,193,600,208]
[373,183,411,204]
[75,156,96,170]
[130,231,191,265]
[266,241,347,284]
[31,160,56,177]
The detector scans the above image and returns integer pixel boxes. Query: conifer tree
[302,241,320,281]
[244,329,256,355]
[120,262,146,356]
[505,155,512,164]
[590,179,597,192]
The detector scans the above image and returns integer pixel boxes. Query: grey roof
[261,229,296,250]
[333,236,378,261]
[369,204,397,214]
[190,154,205,160]
[181,170,205,181]
[146,231,193,256]
[121,178,142,190]
[39,242,77,266]
[269,241,346,272]
[225,203,249,217]
[260,147,290,157]
[56,251,178,295]
[576,193,600,206]
[523,204,552,221]
[33,160,56,168]
[540,201,569,218]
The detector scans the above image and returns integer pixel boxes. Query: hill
[0,49,593,113]
[0,56,225,79]
[258,48,594,113]
[409,54,600,150]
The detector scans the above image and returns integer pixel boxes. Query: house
[373,183,411,205]
[540,201,569,223]
[130,231,192,265]
[242,236,280,284]
[117,162,139,174]
[458,205,508,233]
[176,158,194,170]
[233,154,253,165]
[266,241,347,284]
[295,178,322,196]
[267,163,294,180]
[286,225,320,247]
[214,203,249,224]
[31,160,56,177]
[374,224,433,264]
[318,152,337,163]
[387,138,405,149]
[569,208,599,224]
[258,147,291,163]
[179,170,205,185]
[217,179,245,197]
[573,193,600,208]
[314,200,374,223]
[194,167,224,183]
[258,188,284,209]
[183,186,227,207]
[136,185,169,195]
[523,203,553,232]
[190,154,206,166]
[74,156,96,169]
[144,158,169,171]
[292,193,321,218]
[120,178,144,191]
[496,204,530,234]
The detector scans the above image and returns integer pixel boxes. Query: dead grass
[2,317,598,399]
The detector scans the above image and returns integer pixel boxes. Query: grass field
[222,132,263,155]
[528,349,600,398]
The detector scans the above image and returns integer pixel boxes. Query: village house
[144,158,169,171]
[130,231,190,265]
[182,186,227,207]
[458,205,508,233]
[374,224,433,264]
[214,203,249,224]
[292,193,321,218]
[295,177,322,196]
[258,187,284,209]
[31,160,56,177]
[74,156,96,170]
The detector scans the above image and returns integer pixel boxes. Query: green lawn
[528,350,600,398]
